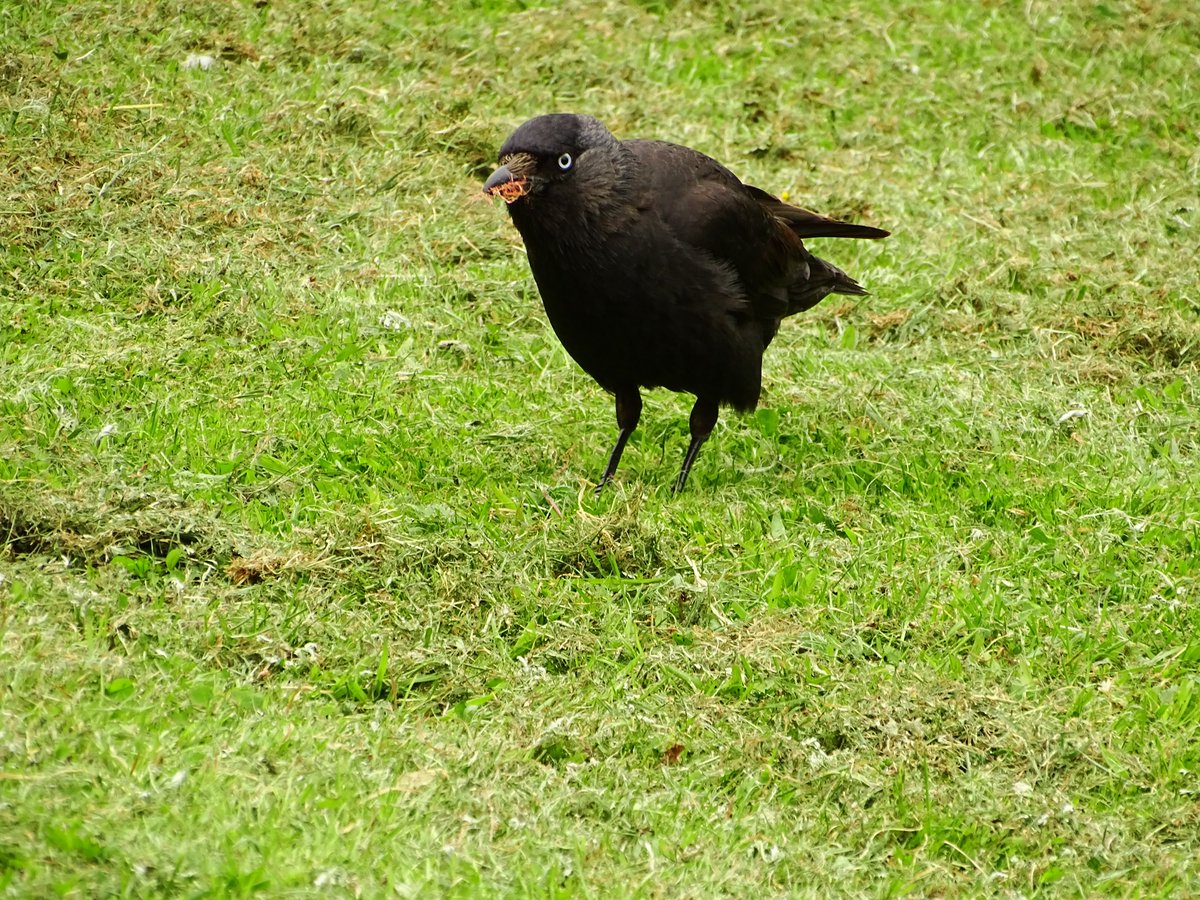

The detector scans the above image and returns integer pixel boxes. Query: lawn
[2,0,1199,895]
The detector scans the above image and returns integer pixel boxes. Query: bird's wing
[624,140,803,319]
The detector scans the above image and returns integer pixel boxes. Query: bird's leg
[675,396,719,493]
[595,387,642,495]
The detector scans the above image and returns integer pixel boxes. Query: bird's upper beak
[483,153,536,204]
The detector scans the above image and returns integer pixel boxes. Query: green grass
[2,0,1199,895]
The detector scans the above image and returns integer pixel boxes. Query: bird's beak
[483,164,527,204]
[483,164,518,193]
[483,153,536,204]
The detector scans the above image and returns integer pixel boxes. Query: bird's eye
[557,152,573,171]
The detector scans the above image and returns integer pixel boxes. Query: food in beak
[486,177,529,203]
[483,162,532,204]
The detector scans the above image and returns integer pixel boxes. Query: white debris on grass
[381,310,410,331]
[1057,407,1088,424]
[183,54,216,71]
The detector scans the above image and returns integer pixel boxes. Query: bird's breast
[513,217,765,408]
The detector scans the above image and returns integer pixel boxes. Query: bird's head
[483,114,620,208]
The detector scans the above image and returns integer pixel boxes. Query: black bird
[484,114,888,493]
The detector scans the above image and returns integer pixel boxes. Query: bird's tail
[787,253,867,315]
[749,187,891,241]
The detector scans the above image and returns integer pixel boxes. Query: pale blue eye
[557,153,573,170]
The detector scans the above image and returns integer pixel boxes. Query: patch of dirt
[867,307,911,339]
[226,548,328,585]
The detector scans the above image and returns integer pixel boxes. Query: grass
[2,0,1199,895]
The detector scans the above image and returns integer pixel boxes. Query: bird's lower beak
[483,155,535,204]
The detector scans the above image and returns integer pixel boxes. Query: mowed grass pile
[2,0,1199,895]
